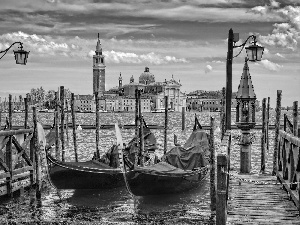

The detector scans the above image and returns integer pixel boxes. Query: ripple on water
[0,111,284,224]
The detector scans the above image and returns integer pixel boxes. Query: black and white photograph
[0,0,299,224]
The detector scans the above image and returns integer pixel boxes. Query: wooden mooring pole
[216,154,227,225]
[138,91,144,166]
[55,91,60,159]
[266,97,270,151]
[210,116,216,211]
[293,101,298,137]
[164,96,168,155]
[135,89,139,166]
[261,98,266,173]
[32,107,41,198]
[220,87,226,139]
[65,99,69,144]
[24,97,28,140]
[6,95,13,197]
[71,93,78,162]
[273,90,282,175]
[95,91,100,159]
[182,107,185,131]
[60,86,65,161]
[0,98,2,129]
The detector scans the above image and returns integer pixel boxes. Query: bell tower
[93,33,106,96]
[119,72,123,88]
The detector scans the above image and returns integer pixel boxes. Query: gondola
[45,120,157,190]
[120,116,210,196]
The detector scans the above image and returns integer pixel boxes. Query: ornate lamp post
[0,42,29,65]
[225,28,264,130]
[236,58,257,173]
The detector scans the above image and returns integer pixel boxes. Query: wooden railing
[277,130,300,210]
[0,106,41,197]
[284,114,294,134]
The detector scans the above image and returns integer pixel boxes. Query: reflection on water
[0,111,290,224]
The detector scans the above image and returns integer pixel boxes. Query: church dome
[139,67,155,85]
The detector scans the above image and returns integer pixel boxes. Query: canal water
[0,111,290,224]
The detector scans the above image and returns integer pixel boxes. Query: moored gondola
[120,116,210,196]
[45,120,157,190]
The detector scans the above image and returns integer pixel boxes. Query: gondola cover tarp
[162,130,209,170]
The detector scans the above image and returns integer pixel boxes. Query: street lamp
[225,28,264,130]
[0,42,29,65]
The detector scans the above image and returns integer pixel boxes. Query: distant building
[74,94,95,112]
[186,91,237,112]
[106,67,186,112]
[93,34,106,96]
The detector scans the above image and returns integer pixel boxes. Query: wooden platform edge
[277,170,299,208]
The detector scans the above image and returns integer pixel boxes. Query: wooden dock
[227,173,300,224]
[214,93,300,225]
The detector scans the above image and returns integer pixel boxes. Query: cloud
[260,59,283,71]
[0,0,286,24]
[0,31,193,64]
[270,0,280,8]
[99,50,188,65]
[0,31,71,57]
[275,53,285,58]
[212,60,224,63]
[249,3,300,50]
[205,65,213,73]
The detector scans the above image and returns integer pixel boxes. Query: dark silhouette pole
[225,28,234,130]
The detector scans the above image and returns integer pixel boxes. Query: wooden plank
[0,157,9,172]
[0,172,10,179]
[279,130,300,147]
[11,136,33,166]
[227,173,300,224]
[0,128,34,137]
[11,172,30,180]
[11,178,31,192]
[0,136,9,151]
[12,166,33,176]
[277,171,299,208]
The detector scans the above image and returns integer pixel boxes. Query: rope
[224,171,300,186]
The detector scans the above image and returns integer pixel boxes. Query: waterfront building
[119,95,151,112]
[74,94,95,112]
[110,67,186,112]
[186,92,237,112]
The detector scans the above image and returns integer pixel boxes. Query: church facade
[106,67,186,112]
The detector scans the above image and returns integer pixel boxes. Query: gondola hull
[125,168,208,196]
[46,154,126,189]
[48,164,125,189]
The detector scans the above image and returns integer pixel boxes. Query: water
[0,111,295,224]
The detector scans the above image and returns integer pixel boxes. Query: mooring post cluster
[0,95,43,199]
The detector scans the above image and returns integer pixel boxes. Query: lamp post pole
[225,28,234,131]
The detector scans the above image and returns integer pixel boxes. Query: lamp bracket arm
[232,35,256,59]
[0,42,23,54]
[233,35,256,49]
[233,45,245,59]
[0,42,24,61]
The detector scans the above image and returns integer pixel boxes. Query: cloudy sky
[0,0,299,107]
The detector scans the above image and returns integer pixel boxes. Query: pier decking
[227,173,299,224]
